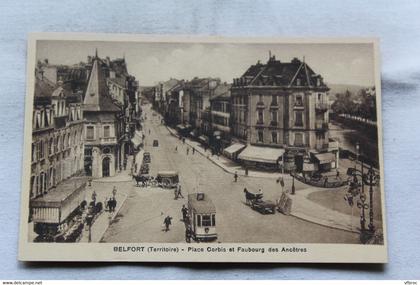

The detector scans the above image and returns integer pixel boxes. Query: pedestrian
[192,148,195,155]
[112,186,117,198]
[149,129,151,135]
[336,169,340,180]
[107,198,112,212]
[163,215,172,232]
[234,171,238,182]
[245,167,249,176]
[174,187,179,200]
[185,225,192,243]
[91,191,97,204]
[182,138,185,144]
[324,176,328,187]
[181,205,188,221]
[177,184,184,199]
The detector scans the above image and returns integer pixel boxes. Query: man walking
[177,184,185,199]
[234,171,238,182]
[192,148,195,155]
[163,215,172,232]
[181,205,188,222]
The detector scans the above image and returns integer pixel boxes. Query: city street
[102,104,359,244]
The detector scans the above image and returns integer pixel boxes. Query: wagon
[156,171,179,188]
[244,189,276,214]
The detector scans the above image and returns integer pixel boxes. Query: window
[197,215,202,227]
[30,176,35,198]
[295,111,303,127]
[212,214,216,226]
[296,78,301,86]
[84,148,92,156]
[49,138,54,155]
[31,143,36,162]
[271,110,277,122]
[272,132,278,144]
[55,137,59,153]
[318,93,322,101]
[86,126,94,140]
[258,130,264,143]
[294,133,303,146]
[38,141,43,160]
[295,95,303,106]
[103,126,110,138]
[258,94,263,102]
[202,215,212,227]
[271,95,277,105]
[258,110,263,123]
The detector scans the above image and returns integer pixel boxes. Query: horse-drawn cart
[243,189,276,214]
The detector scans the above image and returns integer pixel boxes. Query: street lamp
[346,164,379,243]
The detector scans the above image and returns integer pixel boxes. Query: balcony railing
[100,137,117,144]
[256,120,264,126]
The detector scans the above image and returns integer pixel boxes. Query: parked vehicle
[156,171,179,188]
[186,192,217,242]
[243,189,276,214]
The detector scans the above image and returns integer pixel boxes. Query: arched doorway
[102,157,111,177]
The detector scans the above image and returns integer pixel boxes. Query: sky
[36,40,375,87]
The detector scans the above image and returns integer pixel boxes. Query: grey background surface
[0,0,419,279]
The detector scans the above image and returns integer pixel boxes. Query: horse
[132,174,149,187]
[243,189,263,205]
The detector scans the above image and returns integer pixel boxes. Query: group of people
[106,197,117,212]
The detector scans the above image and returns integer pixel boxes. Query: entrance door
[102,157,110,177]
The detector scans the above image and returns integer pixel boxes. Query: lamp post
[346,163,379,243]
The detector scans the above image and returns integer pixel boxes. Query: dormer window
[295,95,303,106]
[296,78,301,86]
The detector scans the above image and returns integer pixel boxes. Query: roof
[83,57,121,112]
[30,177,87,208]
[188,193,216,214]
[237,56,328,89]
[108,76,126,87]
[210,84,231,101]
[34,77,55,99]
[238,145,285,164]
[223,143,246,155]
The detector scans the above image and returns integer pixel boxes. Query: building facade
[83,56,124,178]
[30,76,84,201]
[231,56,338,172]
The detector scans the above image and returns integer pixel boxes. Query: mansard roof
[237,56,328,89]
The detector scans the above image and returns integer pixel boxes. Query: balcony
[270,101,279,109]
[315,102,329,113]
[100,137,117,145]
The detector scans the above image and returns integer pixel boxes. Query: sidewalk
[166,126,287,180]
[289,187,381,233]
[79,191,128,242]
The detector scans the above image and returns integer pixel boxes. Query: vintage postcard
[19,33,387,262]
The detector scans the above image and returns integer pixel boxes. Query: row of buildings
[142,55,339,173]
[30,52,140,201]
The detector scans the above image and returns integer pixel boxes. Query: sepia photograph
[19,34,386,262]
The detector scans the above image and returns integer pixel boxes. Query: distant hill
[327,83,368,99]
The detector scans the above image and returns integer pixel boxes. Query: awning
[189,131,197,137]
[223,143,246,155]
[213,130,222,136]
[238,145,285,164]
[198,135,209,144]
[314,152,336,164]
[176,124,186,131]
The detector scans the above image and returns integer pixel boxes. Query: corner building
[231,56,338,172]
